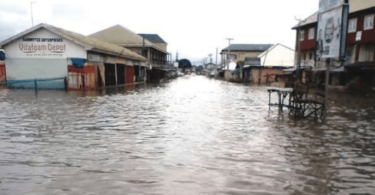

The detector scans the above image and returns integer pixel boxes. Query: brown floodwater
[0,75,374,195]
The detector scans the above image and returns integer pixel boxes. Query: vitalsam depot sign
[19,37,66,56]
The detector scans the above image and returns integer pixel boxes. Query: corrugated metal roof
[222,44,273,52]
[138,34,167,44]
[0,23,147,62]
[89,25,167,54]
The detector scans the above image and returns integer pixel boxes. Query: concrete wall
[252,68,284,85]
[5,58,67,88]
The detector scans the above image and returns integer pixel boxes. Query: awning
[312,66,345,72]
[70,58,87,68]
[153,67,176,72]
[283,67,296,72]
[345,62,375,70]
[0,49,5,61]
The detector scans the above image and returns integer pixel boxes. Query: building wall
[154,43,167,52]
[297,7,375,65]
[350,0,375,13]
[68,65,97,90]
[252,68,284,85]
[221,51,264,64]
[2,28,87,89]
[5,58,67,88]
[298,27,317,51]
[347,11,375,45]
[259,45,295,67]
[3,28,87,59]
[127,47,166,67]
[126,66,134,84]
[0,63,6,82]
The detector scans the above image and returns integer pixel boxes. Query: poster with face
[316,6,343,59]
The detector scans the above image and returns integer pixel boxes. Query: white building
[0,23,147,90]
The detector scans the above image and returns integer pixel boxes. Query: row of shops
[0,23,169,90]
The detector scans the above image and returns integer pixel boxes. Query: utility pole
[226,38,233,70]
[295,17,306,83]
[216,48,218,66]
[31,1,36,27]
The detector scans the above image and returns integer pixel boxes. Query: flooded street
[1,75,375,195]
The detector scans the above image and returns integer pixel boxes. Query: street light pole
[31,1,36,27]
[226,38,233,70]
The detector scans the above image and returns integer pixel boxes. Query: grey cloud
[0,18,30,42]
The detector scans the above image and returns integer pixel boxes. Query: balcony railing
[151,60,177,70]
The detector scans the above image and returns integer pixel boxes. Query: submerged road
[0,75,375,195]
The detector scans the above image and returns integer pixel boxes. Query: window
[364,14,374,30]
[300,30,305,41]
[308,28,315,40]
[348,18,357,33]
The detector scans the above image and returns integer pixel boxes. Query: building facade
[294,1,375,91]
[0,23,147,90]
[221,44,273,68]
[89,25,170,81]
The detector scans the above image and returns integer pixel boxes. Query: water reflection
[0,76,374,195]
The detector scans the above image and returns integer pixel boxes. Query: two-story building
[220,44,294,84]
[220,44,273,81]
[293,1,375,91]
[221,44,273,67]
[89,25,169,81]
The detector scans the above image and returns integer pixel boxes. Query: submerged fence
[1,77,67,94]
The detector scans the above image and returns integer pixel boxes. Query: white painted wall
[259,45,295,67]
[3,28,87,59]
[6,58,67,88]
[2,28,87,88]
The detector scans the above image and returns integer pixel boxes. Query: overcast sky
[0,0,318,64]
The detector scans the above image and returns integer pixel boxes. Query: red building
[293,3,375,92]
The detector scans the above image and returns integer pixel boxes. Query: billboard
[319,0,345,13]
[316,5,349,60]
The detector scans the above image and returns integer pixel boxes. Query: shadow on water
[0,75,374,195]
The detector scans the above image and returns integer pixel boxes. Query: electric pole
[226,38,233,70]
